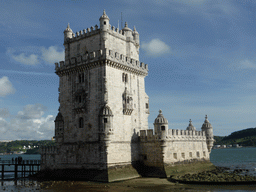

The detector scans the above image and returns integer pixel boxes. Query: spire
[187,119,196,131]
[133,26,136,31]
[64,23,72,33]
[99,9,109,20]
[204,115,209,123]
[159,109,162,114]
[125,22,128,28]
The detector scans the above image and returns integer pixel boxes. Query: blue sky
[0,0,256,140]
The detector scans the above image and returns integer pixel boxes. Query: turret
[122,22,133,38]
[133,26,140,46]
[63,23,73,42]
[201,115,214,152]
[99,10,110,32]
[186,119,196,131]
[153,110,168,139]
[99,10,110,45]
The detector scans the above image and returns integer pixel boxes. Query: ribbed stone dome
[201,115,212,129]
[122,22,132,32]
[100,105,113,116]
[99,10,109,20]
[154,110,168,124]
[55,112,63,122]
[64,23,73,33]
[186,119,196,131]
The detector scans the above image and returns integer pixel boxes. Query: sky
[0,0,256,140]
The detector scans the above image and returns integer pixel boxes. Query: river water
[1,148,256,191]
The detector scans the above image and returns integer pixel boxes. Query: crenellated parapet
[41,146,58,154]
[139,129,206,142]
[55,48,148,76]
[64,25,100,44]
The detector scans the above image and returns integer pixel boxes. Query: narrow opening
[104,21,106,25]
[161,126,165,131]
[104,118,108,123]
[173,153,177,159]
[181,153,185,159]
[146,103,149,109]
[189,152,192,158]
[197,152,200,157]
[82,73,84,82]
[79,118,83,128]
[78,96,82,103]
[79,74,82,83]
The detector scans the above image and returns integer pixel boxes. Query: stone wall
[140,129,209,168]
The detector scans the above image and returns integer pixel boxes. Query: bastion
[40,10,215,182]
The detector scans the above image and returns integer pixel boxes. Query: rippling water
[210,147,256,176]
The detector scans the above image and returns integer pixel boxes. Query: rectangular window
[104,118,108,123]
[181,153,185,159]
[161,126,165,131]
[146,103,149,109]
[203,151,206,156]
[197,152,200,157]
[173,153,177,159]
[189,152,192,158]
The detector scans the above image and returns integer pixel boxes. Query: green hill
[214,128,256,146]
[0,140,55,154]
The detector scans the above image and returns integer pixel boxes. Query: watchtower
[46,10,149,174]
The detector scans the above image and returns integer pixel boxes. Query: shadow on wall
[131,129,167,178]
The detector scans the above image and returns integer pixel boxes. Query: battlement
[65,24,138,45]
[139,129,206,142]
[55,48,148,75]
[41,146,57,154]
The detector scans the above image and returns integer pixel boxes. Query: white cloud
[0,104,54,140]
[7,46,64,66]
[0,76,16,97]
[41,46,64,64]
[17,103,47,120]
[8,48,40,66]
[141,39,171,57]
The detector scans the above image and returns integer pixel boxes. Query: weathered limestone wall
[58,65,105,143]
[140,129,209,167]
[41,143,105,170]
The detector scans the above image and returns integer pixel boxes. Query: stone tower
[201,115,214,152]
[41,10,149,181]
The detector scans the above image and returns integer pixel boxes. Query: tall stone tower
[41,10,149,181]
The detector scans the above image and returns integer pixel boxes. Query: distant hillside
[214,128,256,146]
[0,140,55,154]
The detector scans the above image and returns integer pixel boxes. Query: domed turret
[201,115,214,152]
[133,26,139,46]
[154,110,168,138]
[99,9,110,32]
[186,119,196,131]
[122,22,132,37]
[64,23,73,42]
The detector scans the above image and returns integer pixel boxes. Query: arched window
[79,117,83,128]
